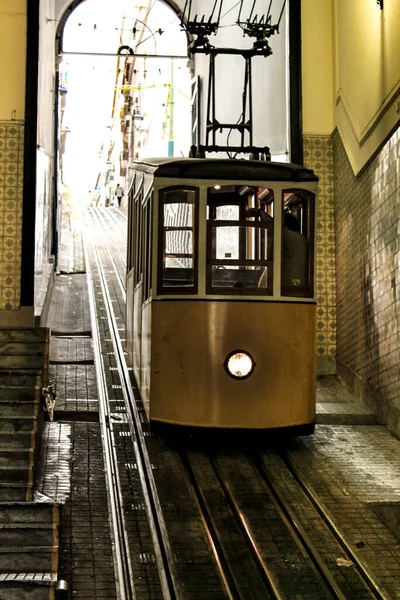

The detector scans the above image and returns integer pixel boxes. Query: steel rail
[279,453,392,600]
[94,207,128,249]
[90,208,126,276]
[178,451,240,600]
[83,228,135,600]
[98,206,128,240]
[244,455,349,600]
[89,209,126,299]
[209,455,306,600]
[88,214,182,600]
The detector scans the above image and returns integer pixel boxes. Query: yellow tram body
[126,158,318,433]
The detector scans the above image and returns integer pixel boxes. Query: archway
[56,0,190,225]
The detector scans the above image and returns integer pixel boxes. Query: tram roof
[130,157,318,182]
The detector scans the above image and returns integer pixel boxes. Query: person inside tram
[245,201,272,289]
[282,211,308,290]
[245,200,273,224]
[257,209,308,289]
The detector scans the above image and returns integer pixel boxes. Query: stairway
[0,370,43,502]
[0,328,60,599]
[0,502,59,599]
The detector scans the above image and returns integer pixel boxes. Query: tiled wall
[334,126,400,435]
[303,135,337,374]
[0,122,24,310]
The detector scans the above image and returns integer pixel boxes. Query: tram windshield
[207,185,274,295]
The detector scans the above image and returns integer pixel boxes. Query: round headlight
[224,350,255,380]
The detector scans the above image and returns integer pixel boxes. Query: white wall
[186,0,288,156]
[38,0,57,153]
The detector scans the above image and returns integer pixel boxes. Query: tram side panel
[126,274,143,390]
[149,300,316,429]
[140,300,152,416]
[126,271,135,376]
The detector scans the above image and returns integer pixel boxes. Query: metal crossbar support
[192,46,272,158]
[181,1,287,159]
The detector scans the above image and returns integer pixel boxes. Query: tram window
[281,190,315,298]
[143,197,152,302]
[158,187,198,294]
[134,189,143,286]
[127,187,135,273]
[207,185,273,295]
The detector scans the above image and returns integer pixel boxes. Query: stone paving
[35,210,117,599]
[293,426,400,598]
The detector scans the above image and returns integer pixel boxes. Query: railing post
[55,580,69,599]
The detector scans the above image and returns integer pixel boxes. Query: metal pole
[168,60,174,157]
[55,580,69,599]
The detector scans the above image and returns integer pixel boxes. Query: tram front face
[149,176,317,429]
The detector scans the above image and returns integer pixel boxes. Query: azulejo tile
[6,126,20,138]
[304,134,338,359]
[0,121,24,310]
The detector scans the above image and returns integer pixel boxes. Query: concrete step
[0,385,38,401]
[316,375,377,425]
[0,550,55,572]
[0,449,32,468]
[0,483,29,502]
[0,416,37,433]
[0,372,39,387]
[316,410,377,425]
[0,502,57,524]
[0,503,59,596]
[0,432,34,449]
[0,329,48,372]
[0,328,49,344]
[0,401,38,417]
[0,466,30,484]
[0,525,56,548]
[0,581,55,600]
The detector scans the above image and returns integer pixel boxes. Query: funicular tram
[124,0,318,433]
[125,157,318,433]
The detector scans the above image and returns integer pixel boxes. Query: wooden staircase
[0,328,61,599]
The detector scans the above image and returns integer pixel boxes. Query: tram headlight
[224,350,255,380]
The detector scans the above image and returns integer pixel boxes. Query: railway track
[80,207,396,599]
[84,208,181,599]
[178,447,388,599]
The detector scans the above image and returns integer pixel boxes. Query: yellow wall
[0,0,27,120]
[335,0,400,173]
[301,0,335,136]
[302,0,400,174]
